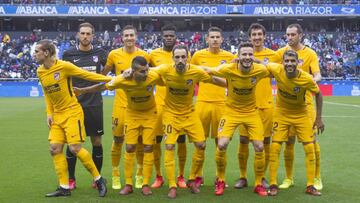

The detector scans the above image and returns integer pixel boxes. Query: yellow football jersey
[267,63,320,112]
[191,48,236,103]
[37,60,111,116]
[154,64,212,115]
[105,70,161,118]
[276,45,320,104]
[150,47,190,106]
[212,63,269,113]
[254,48,281,109]
[106,47,150,108]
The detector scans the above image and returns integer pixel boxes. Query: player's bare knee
[177,134,186,143]
[69,144,82,155]
[195,141,206,150]
[49,144,62,156]
[126,144,136,153]
[90,135,102,146]
[252,140,264,152]
[217,138,229,150]
[165,144,175,151]
[113,136,124,144]
[240,136,250,144]
[144,145,153,153]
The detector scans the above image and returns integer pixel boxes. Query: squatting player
[35,40,108,197]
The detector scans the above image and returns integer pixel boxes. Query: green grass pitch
[0,96,359,202]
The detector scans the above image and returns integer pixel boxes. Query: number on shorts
[219,119,226,128]
[273,122,279,131]
[163,124,172,134]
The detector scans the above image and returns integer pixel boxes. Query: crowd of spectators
[1,29,359,80]
[1,0,359,5]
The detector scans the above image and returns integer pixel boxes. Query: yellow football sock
[238,143,249,179]
[304,143,316,186]
[111,141,123,177]
[189,147,205,180]
[77,148,100,179]
[177,142,187,177]
[124,151,136,185]
[136,143,144,176]
[53,153,68,186]
[264,143,270,172]
[215,148,227,181]
[254,151,265,186]
[164,149,176,188]
[269,142,282,186]
[153,142,162,176]
[314,142,321,179]
[143,152,154,186]
[284,143,294,180]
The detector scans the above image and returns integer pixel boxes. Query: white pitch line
[323,115,360,118]
[324,101,360,108]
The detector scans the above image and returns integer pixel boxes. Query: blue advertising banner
[0,4,359,16]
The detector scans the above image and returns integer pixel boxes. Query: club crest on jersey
[220,60,226,64]
[186,79,193,85]
[93,56,98,63]
[251,77,257,85]
[263,57,269,65]
[54,72,60,81]
[293,86,301,93]
[298,59,304,67]
[146,85,153,92]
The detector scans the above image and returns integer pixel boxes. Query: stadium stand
[1,30,359,80]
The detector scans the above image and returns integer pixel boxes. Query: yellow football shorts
[196,101,225,139]
[218,110,264,141]
[162,110,205,145]
[49,106,86,144]
[112,107,126,137]
[272,109,315,143]
[153,104,164,136]
[239,107,274,138]
[288,104,316,137]
[124,108,158,145]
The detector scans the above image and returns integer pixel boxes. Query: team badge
[93,56,98,63]
[263,57,269,65]
[298,59,304,67]
[293,86,300,93]
[54,72,60,81]
[186,79,193,85]
[251,77,257,85]
[146,85,153,92]
[220,60,226,64]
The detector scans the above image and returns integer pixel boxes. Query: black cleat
[45,187,71,197]
[95,177,107,197]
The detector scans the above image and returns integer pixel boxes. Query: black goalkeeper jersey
[62,46,107,107]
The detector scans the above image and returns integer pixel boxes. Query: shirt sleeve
[64,61,112,82]
[152,64,167,76]
[211,63,229,78]
[100,49,108,67]
[41,87,54,116]
[105,50,115,68]
[105,75,126,91]
[196,66,212,83]
[309,51,320,74]
[307,78,320,94]
[190,52,198,65]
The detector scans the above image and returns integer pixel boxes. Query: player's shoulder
[298,69,314,81]
[253,62,267,72]
[93,46,106,54]
[276,46,288,55]
[108,47,122,56]
[136,47,150,55]
[62,47,78,57]
[150,47,162,54]
[303,46,317,55]
[219,49,235,56]
[192,48,208,56]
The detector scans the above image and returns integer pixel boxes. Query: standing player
[267,50,324,196]
[235,23,281,189]
[149,24,189,189]
[191,26,235,186]
[75,56,162,196]
[153,45,227,199]
[34,40,108,197]
[276,24,323,190]
[205,42,269,196]
[62,22,107,189]
[103,25,150,189]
